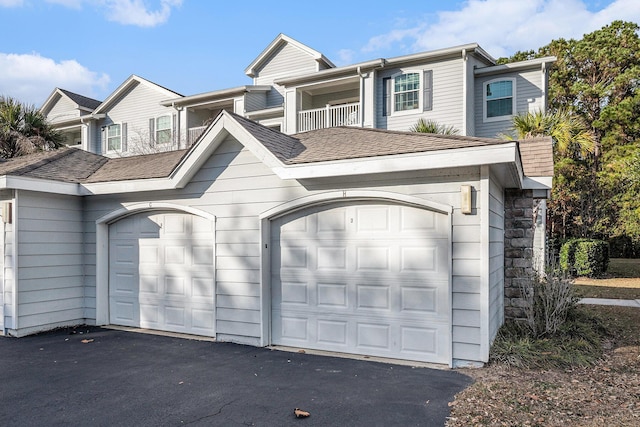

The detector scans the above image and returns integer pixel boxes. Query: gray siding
[376,58,464,132]
[13,191,85,336]
[1,195,14,331]
[97,82,176,156]
[488,175,505,342]
[82,136,484,361]
[244,92,268,112]
[474,68,546,138]
[254,43,319,86]
[47,95,80,123]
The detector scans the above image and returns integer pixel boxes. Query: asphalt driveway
[0,327,472,426]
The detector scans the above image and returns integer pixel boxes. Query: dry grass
[575,258,640,299]
[447,305,640,427]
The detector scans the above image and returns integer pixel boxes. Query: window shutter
[122,123,128,152]
[101,127,106,154]
[149,118,155,146]
[423,70,433,111]
[382,77,391,116]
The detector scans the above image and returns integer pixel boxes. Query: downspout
[541,62,547,111]
[462,49,468,136]
[357,66,366,127]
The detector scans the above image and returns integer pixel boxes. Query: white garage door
[109,211,215,336]
[272,202,451,364]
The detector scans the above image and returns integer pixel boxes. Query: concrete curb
[579,298,640,308]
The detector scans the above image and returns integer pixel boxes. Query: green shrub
[574,240,609,277]
[559,238,609,277]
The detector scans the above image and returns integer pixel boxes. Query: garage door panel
[110,211,215,336]
[272,202,451,364]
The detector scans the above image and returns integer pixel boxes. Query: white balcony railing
[297,102,360,132]
[187,126,207,145]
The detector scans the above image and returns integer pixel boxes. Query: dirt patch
[447,306,640,427]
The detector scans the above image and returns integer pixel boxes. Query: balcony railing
[297,102,360,132]
[187,126,207,145]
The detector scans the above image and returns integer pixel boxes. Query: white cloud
[45,0,84,8]
[362,0,640,59]
[102,0,183,27]
[43,0,183,27]
[0,0,23,7]
[0,52,110,106]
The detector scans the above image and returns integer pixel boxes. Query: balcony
[297,102,360,133]
[187,126,207,145]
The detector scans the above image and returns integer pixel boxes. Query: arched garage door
[109,211,215,336]
[271,201,451,364]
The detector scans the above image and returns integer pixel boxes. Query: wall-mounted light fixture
[2,202,12,223]
[460,185,472,214]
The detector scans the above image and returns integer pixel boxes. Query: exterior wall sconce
[460,185,472,214]
[2,202,12,223]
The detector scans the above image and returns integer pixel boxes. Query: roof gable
[245,34,335,78]
[94,75,182,114]
[40,88,101,116]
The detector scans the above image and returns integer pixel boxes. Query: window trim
[390,70,422,116]
[106,123,122,153]
[154,114,173,145]
[483,77,516,123]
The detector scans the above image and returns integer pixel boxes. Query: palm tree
[410,118,459,135]
[0,96,63,158]
[510,109,595,159]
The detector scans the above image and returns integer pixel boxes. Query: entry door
[109,211,215,336]
[271,202,451,363]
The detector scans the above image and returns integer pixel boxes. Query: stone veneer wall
[504,189,535,320]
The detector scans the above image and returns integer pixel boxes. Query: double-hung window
[107,123,121,152]
[484,78,516,121]
[155,115,172,144]
[383,70,433,116]
[394,73,421,112]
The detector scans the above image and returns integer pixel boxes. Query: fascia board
[274,143,520,180]
[39,89,65,114]
[80,178,171,195]
[474,56,556,76]
[160,85,272,107]
[522,176,553,190]
[0,176,82,196]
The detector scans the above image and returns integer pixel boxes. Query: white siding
[12,191,85,336]
[474,68,546,138]
[82,136,485,362]
[376,58,464,132]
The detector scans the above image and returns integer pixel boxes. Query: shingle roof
[0,115,554,187]
[84,150,188,183]
[518,137,554,176]
[59,89,102,110]
[0,148,107,183]
[288,127,512,164]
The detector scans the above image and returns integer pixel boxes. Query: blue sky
[0,0,637,106]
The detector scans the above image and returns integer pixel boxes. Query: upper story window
[107,123,121,151]
[383,70,433,117]
[484,78,516,122]
[155,115,172,144]
[394,73,420,112]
